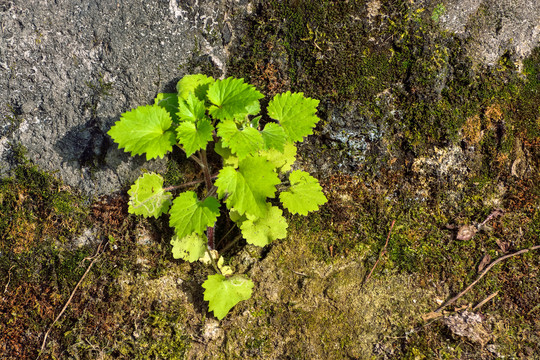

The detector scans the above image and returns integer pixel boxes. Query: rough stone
[439,0,540,67]
[2,0,539,197]
[0,0,230,196]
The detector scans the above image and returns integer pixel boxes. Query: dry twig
[36,240,107,359]
[473,291,499,311]
[364,220,396,285]
[3,265,15,294]
[435,244,540,313]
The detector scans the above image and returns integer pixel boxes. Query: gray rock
[0,0,230,196]
[1,0,539,197]
[439,0,540,66]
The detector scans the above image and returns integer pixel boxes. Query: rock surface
[1,0,539,196]
[1,0,229,195]
[439,0,540,66]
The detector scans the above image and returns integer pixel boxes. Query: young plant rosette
[108,74,327,319]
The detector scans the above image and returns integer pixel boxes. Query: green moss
[0,160,89,253]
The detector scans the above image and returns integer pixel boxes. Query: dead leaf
[453,304,469,312]
[478,253,492,273]
[422,311,443,321]
[496,238,509,253]
[456,225,477,241]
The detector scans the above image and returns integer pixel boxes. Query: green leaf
[260,142,297,173]
[169,191,220,239]
[217,120,264,159]
[108,105,176,160]
[154,93,180,122]
[240,205,287,247]
[127,173,172,218]
[245,100,261,117]
[280,170,327,215]
[207,77,264,120]
[177,92,207,123]
[202,274,254,320]
[260,122,287,152]
[251,115,262,129]
[215,155,280,218]
[177,74,215,101]
[214,141,239,168]
[176,118,214,157]
[229,208,247,223]
[171,232,207,262]
[267,92,320,142]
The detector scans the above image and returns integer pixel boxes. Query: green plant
[431,3,446,23]
[108,74,327,319]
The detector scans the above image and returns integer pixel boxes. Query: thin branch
[205,185,218,199]
[363,220,396,285]
[3,265,15,293]
[199,150,213,190]
[220,234,243,255]
[162,174,218,192]
[199,149,217,249]
[435,244,540,313]
[36,240,107,359]
[207,226,216,251]
[177,144,204,167]
[163,179,204,192]
[479,208,504,228]
[473,291,499,311]
[215,224,237,249]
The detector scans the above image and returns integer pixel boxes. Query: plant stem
[162,174,219,192]
[200,149,213,190]
[199,149,216,249]
[177,144,204,167]
[205,246,222,275]
[363,220,396,285]
[220,234,243,255]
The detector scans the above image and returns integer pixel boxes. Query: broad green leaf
[260,123,287,152]
[240,205,287,247]
[217,120,264,159]
[127,173,172,218]
[245,100,261,116]
[176,118,214,157]
[171,232,207,262]
[233,100,262,122]
[207,77,264,120]
[108,105,176,160]
[280,170,327,215]
[267,92,320,142]
[260,142,297,173]
[177,74,215,101]
[214,141,239,168]
[229,208,247,223]
[154,93,179,122]
[251,115,262,129]
[177,92,207,123]
[215,155,280,218]
[202,274,254,320]
[169,191,220,239]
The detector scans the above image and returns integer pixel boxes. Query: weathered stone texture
[1,0,227,195]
